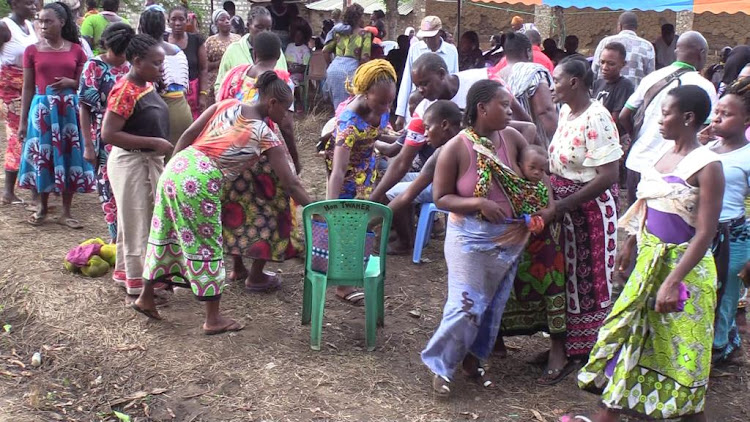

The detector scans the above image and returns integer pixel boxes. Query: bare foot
[1,193,22,205]
[132,297,161,320]
[203,316,244,335]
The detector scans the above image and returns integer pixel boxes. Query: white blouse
[548,101,623,183]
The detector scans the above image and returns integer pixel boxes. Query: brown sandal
[432,374,451,397]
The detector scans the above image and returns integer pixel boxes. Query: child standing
[285,28,311,112]
[387,100,462,251]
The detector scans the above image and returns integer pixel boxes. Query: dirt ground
[1,112,749,422]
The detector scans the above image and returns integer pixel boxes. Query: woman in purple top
[572,85,725,422]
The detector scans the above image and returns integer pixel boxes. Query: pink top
[23,43,88,93]
[456,133,513,217]
[495,46,555,73]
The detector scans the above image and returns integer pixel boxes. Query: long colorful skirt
[17,87,95,193]
[421,214,526,379]
[186,78,201,120]
[142,147,226,300]
[221,133,301,262]
[551,175,618,358]
[713,218,749,362]
[325,56,359,111]
[162,92,193,147]
[500,226,567,338]
[578,230,716,420]
[98,138,117,240]
[0,65,23,172]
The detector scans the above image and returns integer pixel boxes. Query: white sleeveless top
[1,17,37,67]
[162,49,189,89]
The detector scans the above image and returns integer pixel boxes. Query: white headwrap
[404,26,415,37]
[212,9,230,24]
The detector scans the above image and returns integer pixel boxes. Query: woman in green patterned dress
[131,71,311,334]
[567,86,725,421]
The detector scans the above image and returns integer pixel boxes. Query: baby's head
[518,144,548,184]
[423,100,462,148]
[408,90,424,117]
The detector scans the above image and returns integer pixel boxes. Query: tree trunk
[385,0,399,41]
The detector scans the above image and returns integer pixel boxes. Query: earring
[684,122,689,127]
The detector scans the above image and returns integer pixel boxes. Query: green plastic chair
[301,199,392,351]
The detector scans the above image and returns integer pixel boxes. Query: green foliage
[0,1,11,19]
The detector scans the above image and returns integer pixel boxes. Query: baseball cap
[417,16,442,39]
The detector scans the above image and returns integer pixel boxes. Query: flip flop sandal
[25,204,55,213]
[27,212,47,226]
[204,320,245,336]
[465,366,495,389]
[56,217,83,229]
[244,272,282,292]
[130,303,162,320]
[432,374,451,397]
[537,360,578,386]
[1,198,23,205]
[336,291,365,307]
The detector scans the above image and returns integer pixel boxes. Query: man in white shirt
[372,53,492,203]
[620,31,717,205]
[653,23,677,69]
[393,16,458,130]
[591,12,655,86]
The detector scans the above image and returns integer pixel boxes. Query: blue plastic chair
[412,203,448,264]
[301,199,392,351]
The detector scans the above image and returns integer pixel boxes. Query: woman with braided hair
[0,0,37,206]
[325,59,396,305]
[132,71,312,334]
[78,22,131,245]
[707,76,750,363]
[420,79,536,397]
[217,31,300,292]
[101,32,171,297]
[18,1,93,227]
[139,7,192,152]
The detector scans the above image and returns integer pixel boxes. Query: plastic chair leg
[376,278,385,327]
[301,275,312,325]
[309,278,327,351]
[412,204,436,264]
[364,279,379,351]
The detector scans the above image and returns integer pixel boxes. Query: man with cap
[394,16,458,131]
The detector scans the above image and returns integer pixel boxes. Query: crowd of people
[1,0,749,420]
